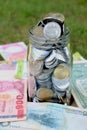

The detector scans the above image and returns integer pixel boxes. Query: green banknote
[72,60,87,108]
[0,102,87,130]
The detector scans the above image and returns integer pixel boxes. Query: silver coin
[29,59,43,76]
[43,22,61,40]
[52,78,70,91]
[45,57,57,66]
[55,49,66,62]
[33,96,42,102]
[36,73,51,81]
[45,58,58,69]
[37,79,52,89]
[32,46,51,60]
[36,77,51,83]
[52,64,70,91]
[36,68,53,80]
[45,50,56,62]
[45,50,59,68]
[54,88,66,97]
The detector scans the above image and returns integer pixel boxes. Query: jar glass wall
[28,13,72,105]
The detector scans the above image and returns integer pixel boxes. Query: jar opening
[29,25,70,50]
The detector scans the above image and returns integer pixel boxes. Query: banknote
[15,60,28,79]
[0,102,87,130]
[73,52,86,61]
[72,60,87,108]
[0,62,27,122]
[0,80,27,122]
[0,42,27,62]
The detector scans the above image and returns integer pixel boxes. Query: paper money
[73,52,86,61]
[15,60,28,79]
[0,80,27,122]
[0,62,27,122]
[72,60,87,108]
[0,42,27,62]
[0,102,87,130]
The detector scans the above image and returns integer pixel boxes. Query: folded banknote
[0,61,27,122]
[0,42,27,62]
[72,60,87,108]
[0,102,87,130]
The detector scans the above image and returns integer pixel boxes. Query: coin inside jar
[43,22,62,40]
[36,87,54,100]
[53,64,70,79]
[29,59,43,76]
[32,46,51,60]
[33,26,44,37]
[45,50,59,69]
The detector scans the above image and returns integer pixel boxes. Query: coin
[53,64,70,79]
[45,58,58,69]
[45,50,59,68]
[36,88,54,100]
[36,68,53,88]
[36,68,53,80]
[32,46,51,60]
[43,22,61,40]
[54,87,66,97]
[52,64,70,91]
[33,26,44,37]
[29,59,43,76]
[55,49,66,63]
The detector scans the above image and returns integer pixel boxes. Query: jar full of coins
[28,13,72,105]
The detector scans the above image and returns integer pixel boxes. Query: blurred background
[0,0,87,58]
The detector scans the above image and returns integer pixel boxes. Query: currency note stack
[71,52,87,108]
[0,102,87,130]
[0,42,28,122]
[0,61,27,122]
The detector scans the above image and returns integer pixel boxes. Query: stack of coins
[52,64,70,97]
[29,59,43,76]
[28,13,72,104]
[45,50,59,69]
[36,68,53,89]
[32,46,51,60]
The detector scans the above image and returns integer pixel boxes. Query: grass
[0,0,87,58]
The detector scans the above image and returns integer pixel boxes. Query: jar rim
[29,26,70,49]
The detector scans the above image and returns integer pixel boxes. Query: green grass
[0,0,87,58]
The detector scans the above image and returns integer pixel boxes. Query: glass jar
[28,13,72,105]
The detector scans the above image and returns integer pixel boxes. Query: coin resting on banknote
[36,88,54,100]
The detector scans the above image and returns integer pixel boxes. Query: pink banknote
[0,42,27,62]
[0,62,27,122]
[0,79,27,122]
[0,62,16,70]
